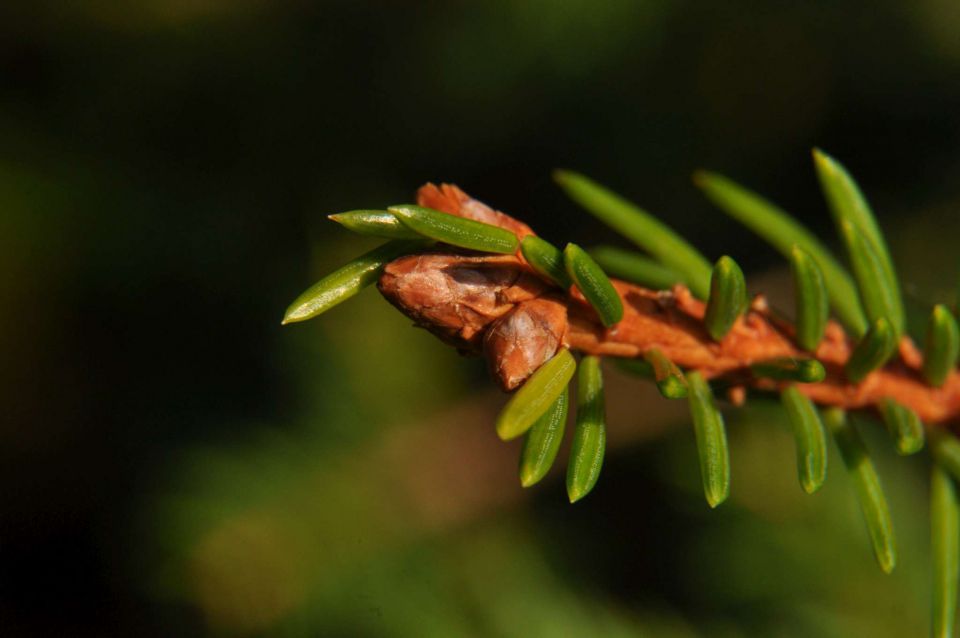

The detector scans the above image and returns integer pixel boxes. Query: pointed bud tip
[520,473,537,488]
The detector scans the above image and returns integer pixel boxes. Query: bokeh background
[3,1,960,636]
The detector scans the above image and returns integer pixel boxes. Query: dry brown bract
[378,183,960,425]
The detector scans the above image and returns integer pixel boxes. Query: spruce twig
[285,153,960,630]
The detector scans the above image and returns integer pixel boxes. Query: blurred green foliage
[2,1,960,635]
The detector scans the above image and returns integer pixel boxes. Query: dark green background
[3,1,959,635]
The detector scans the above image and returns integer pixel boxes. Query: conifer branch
[373,182,960,424]
[284,154,960,631]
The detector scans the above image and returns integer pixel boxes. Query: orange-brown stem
[378,183,960,426]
